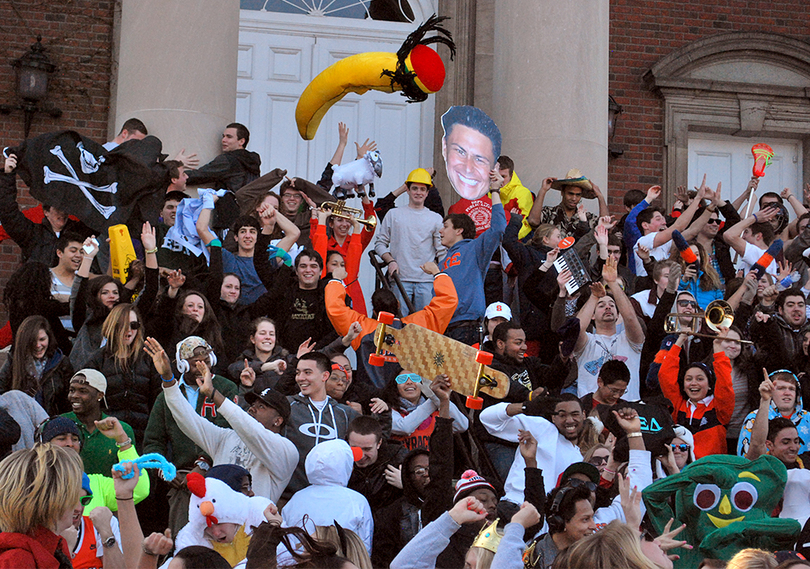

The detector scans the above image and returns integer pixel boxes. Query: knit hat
[453,470,496,503]
[81,472,93,497]
[206,464,252,494]
[37,416,81,445]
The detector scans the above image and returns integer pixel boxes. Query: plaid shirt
[540,204,598,239]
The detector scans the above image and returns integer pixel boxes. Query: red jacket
[0,526,71,568]
[660,344,734,458]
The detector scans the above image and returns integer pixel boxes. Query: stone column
[109,0,240,164]
[492,1,609,202]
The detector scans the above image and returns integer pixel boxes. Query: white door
[688,135,803,219]
[237,8,437,324]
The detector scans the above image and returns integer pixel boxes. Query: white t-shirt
[631,289,657,319]
[633,232,672,277]
[737,241,778,278]
[50,270,74,332]
[574,330,643,401]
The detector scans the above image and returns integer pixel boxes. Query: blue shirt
[221,249,267,305]
[439,203,506,322]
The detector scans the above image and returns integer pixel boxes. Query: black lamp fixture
[0,36,62,138]
[608,94,624,158]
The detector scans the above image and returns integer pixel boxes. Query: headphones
[547,486,575,535]
[176,342,217,373]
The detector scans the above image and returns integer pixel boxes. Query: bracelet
[753,213,759,222]
[115,437,132,448]
[144,247,158,255]
[142,545,158,556]
[528,390,534,402]
[162,375,175,384]
[626,432,643,438]
[115,495,133,501]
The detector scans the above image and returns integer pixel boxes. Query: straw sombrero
[550,168,596,199]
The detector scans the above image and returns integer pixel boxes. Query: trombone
[321,200,377,229]
[664,299,753,344]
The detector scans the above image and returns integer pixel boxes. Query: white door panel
[238,10,437,323]
[688,136,802,218]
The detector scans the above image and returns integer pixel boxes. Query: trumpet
[321,200,377,229]
[664,299,753,344]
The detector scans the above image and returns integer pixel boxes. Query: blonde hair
[727,548,777,569]
[530,224,559,248]
[314,525,372,569]
[555,521,658,569]
[101,303,143,371]
[0,445,83,534]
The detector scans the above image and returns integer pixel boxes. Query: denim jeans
[393,280,434,316]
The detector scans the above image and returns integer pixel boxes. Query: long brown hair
[668,241,722,291]
[101,303,143,371]
[11,315,56,394]
[175,291,224,355]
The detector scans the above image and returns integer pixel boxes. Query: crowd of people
[1,113,810,569]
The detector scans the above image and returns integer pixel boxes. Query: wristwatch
[103,535,117,549]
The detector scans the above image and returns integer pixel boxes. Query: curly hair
[3,261,53,318]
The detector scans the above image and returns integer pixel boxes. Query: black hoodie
[186,148,261,192]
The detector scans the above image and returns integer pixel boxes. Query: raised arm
[592,182,609,219]
[329,122,349,166]
[195,195,217,245]
[732,177,759,212]
[526,176,555,228]
[722,206,779,256]
[746,371,773,461]
[603,257,645,345]
[782,187,808,218]
[651,181,705,248]
[573,283,603,353]
[264,204,301,254]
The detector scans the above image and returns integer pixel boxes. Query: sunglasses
[395,373,422,385]
[567,478,597,493]
[671,443,689,452]
[80,495,93,507]
[707,218,721,225]
[588,455,608,466]
[677,300,699,309]
[129,321,141,331]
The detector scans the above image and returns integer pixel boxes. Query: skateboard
[368,312,510,409]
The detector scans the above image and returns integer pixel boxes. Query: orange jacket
[660,344,734,458]
[325,272,458,351]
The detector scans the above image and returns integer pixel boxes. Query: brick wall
[0,1,115,323]
[607,0,810,214]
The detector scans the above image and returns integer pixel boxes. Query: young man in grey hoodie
[283,351,359,500]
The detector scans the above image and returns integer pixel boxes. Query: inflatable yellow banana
[296,15,455,140]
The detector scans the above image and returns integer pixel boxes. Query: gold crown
[471,519,502,554]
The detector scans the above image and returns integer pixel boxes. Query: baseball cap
[485,302,512,321]
[71,369,108,407]
[559,462,600,486]
[244,387,291,422]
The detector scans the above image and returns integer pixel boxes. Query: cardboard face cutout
[642,454,800,568]
[441,106,502,201]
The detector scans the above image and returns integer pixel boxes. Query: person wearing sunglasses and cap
[61,472,125,569]
[61,369,136,477]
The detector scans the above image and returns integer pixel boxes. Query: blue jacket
[677,270,724,309]
[624,200,649,275]
[439,203,506,323]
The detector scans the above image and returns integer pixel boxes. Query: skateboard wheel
[378,311,395,325]
[475,351,493,365]
[368,354,386,367]
[466,396,484,410]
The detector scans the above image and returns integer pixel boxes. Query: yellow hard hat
[405,168,433,187]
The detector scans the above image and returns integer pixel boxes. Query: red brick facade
[0,1,115,320]
[607,0,810,213]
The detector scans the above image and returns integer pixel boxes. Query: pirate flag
[6,131,168,233]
